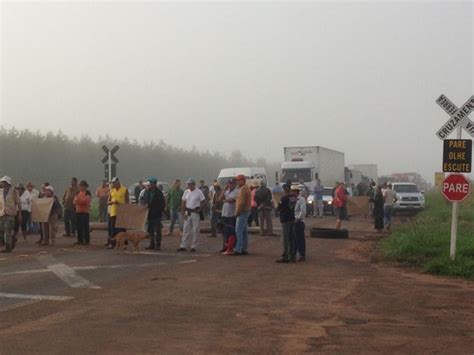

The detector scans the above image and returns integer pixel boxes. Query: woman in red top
[74,180,92,245]
[334,182,347,230]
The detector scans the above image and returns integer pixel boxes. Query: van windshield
[281,169,311,182]
[393,184,420,193]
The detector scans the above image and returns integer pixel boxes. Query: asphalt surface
[1,217,473,354]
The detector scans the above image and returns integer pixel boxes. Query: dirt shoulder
[1,216,473,354]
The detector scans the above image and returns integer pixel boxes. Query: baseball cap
[111,177,119,183]
[0,176,12,185]
[290,184,301,191]
[45,186,55,193]
[186,178,196,185]
[147,177,158,184]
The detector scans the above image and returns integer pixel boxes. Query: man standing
[210,183,223,238]
[143,177,166,251]
[134,180,144,204]
[0,176,21,252]
[95,180,109,222]
[313,179,324,218]
[62,177,79,237]
[167,179,184,236]
[383,183,397,231]
[178,179,205,252]
[199,180,210,217]
[334,182,347,230]
[74,181,92,246]
[107,177,129,248]
[254,181,274,236]
[293,185,307,262]
[276,184,297,263]
[232,175,251,256]
[219,179,238,251]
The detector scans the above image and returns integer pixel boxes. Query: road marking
[0,292,73,301]
[36,254,101,289]
[134,251,211,257]
[1,262,167,276]
[0,300,40,313]
[178,260,198,264]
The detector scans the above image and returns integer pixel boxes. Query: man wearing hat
[142,177,166,250]
[232,174,252,255]
[178,178,205,252]
[0,176,21,252]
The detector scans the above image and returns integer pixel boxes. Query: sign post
[436,94,473,261]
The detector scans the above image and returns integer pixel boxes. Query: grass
[379,192,474,280]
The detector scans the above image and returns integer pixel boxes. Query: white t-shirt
[182,188,205,210]
[383,189,397,205]
[20,190,33,212]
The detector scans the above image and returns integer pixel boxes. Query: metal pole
[108,151,112,182]
[449,126,462,261]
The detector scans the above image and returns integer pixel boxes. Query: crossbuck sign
[436,94,474,139]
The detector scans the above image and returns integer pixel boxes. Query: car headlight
[328,201,332,205]
[308,200,313,204]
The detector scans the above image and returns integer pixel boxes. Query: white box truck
[281,146,345,190]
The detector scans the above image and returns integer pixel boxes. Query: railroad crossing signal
[436,94,474,139]
[442,174,471,202]
[101,145,119,181]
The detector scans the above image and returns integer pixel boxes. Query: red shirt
[334,186,347,208]
[74,191,91,214]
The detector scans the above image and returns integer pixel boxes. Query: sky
[1,1,473,182]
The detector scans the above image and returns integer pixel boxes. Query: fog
[1,1,473,182]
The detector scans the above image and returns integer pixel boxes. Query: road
[1,216,473,354]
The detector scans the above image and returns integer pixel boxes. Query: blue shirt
[272,185,283,193]
[313,184,324,201]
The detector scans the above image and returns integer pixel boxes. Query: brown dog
[115,231,150,252]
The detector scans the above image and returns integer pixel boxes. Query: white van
[217,167,267,186]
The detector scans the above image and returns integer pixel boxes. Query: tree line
[0,127,279,194]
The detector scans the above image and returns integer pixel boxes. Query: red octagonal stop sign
[442,174,471,202]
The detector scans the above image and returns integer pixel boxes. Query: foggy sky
[1,1,473,182]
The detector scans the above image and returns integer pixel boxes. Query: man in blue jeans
[293,185,307,262]
[232,174,251,256]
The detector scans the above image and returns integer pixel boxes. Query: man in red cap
[232,174,251,255]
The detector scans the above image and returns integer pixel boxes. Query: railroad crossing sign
[101,145,119,181]
[101,145,119,164]
[442,174,471,202]
[436,94,474,139]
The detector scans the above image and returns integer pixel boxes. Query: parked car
[392,182,425,213]
[306,187,335,215]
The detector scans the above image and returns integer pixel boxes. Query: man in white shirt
[383,183,397,231]
[178,178,205,252]
[292,185,307,262]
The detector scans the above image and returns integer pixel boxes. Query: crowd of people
[0,173,396,259]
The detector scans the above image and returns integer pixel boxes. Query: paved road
[1,217,473,354]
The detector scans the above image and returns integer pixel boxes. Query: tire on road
[310,227,349,239]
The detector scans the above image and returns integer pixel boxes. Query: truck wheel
[310,227,349,239]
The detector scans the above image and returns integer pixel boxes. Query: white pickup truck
[392,182,425,212]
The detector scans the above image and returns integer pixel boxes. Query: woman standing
[372,186,384,232]
[74,180,92,246]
